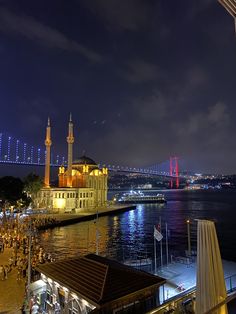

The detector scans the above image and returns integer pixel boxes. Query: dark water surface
[38,190,236,262]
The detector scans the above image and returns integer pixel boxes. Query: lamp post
[95,207,99,255]
[186,219,191,256]
[25,218,32,312]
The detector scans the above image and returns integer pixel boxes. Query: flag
[154,224,163,241]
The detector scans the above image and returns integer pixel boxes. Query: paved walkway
[0,247,25,313]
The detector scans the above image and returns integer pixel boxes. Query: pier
[34,204,136,230]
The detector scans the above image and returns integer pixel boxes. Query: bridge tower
[66,113,74,187]
[44,118,52,188]
[169,156,179,189]
[170,157,173,189]
[175,156,179,188]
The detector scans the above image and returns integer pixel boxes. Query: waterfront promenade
[34,204,136,229]
[0,247,25,313]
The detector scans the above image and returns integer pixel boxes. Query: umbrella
[195,220,228,314]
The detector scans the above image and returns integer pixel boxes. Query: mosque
[36,116,108,213]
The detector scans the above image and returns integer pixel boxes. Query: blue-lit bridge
[0,132,183,179]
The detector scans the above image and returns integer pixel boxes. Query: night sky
[0,0,236,175]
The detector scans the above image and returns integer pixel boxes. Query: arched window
[68,297,86,314]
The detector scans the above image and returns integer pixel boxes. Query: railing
[203,290,236,314]
[225,273,236,293]
[148,287,196,314]
[147,272,236,314]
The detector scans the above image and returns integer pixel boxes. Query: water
[38,190,236,263]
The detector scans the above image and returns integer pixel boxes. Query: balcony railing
[148,273,236,314]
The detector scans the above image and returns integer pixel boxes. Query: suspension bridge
[0,132,182,180]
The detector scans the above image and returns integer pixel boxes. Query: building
[36,116,108,212]
[31,254,165,314]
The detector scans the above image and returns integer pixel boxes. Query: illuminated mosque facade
[37,116,108,212]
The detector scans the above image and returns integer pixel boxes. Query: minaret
[44,117,52,188]
[67,113,74,187]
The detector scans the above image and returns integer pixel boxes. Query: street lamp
[186,219,191,256]
[24,218,33,312]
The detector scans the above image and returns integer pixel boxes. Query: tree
[23,173,43,207]
[0,176,24,207]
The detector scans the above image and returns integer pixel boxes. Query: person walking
[4,265,8,279]
[0,265,4,280]
[17,266,22,281]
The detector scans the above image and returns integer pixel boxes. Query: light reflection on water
[38,190,236,262]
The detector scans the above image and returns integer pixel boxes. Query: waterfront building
[31,254,165,313]
[36,117,108,212]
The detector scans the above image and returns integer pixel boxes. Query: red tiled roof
[36,254,165,307]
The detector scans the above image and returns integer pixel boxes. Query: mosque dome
[73,155,97,166]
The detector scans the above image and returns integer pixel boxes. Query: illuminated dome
[73,155,97,165]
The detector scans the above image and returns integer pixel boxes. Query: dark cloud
[81,0,152,31]
[120,59,160,83]
[0,7,102,62]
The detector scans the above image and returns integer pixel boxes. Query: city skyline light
[0,1,236,174]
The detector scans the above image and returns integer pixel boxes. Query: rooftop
[36,253,165,307]
[73,155,97,166]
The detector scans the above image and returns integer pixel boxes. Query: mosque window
[80,193,82,198]
[62,193,64,198]
[59,193,61,198]
[76,193,78,198]
[91,192,93,197]
[83,193,85,198]
[70,193,72,198]
[67,193,69,198]
[86,193,88,198]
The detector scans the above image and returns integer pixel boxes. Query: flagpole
[154,226,157,274]
[160,216,163,269]
[166,222,169,266]
[96,208,99,255]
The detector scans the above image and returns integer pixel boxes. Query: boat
[116,190,166,204]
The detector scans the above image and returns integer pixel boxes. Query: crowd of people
[0,214,59,313]
[30,216,58,230]
[0,215,56,283]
